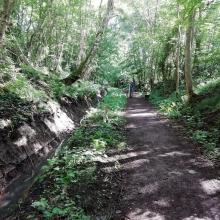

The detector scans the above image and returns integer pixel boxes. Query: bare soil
[111,94,220,220]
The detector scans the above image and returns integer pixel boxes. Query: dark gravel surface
[113,94,220,220]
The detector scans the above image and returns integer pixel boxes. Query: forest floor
[113,93,220,220]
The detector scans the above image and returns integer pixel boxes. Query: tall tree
[184,10,195,101]
[63,0,114,85]
[0,0,16,46]
[175,5,181,93]
[182,0,203,101]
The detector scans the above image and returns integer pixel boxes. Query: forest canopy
[0,0,220,97]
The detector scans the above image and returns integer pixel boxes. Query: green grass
[99,88,127,111]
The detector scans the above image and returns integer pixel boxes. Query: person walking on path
[128,79,135,98]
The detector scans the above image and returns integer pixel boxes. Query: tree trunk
[193,7,202,76]
[175,42,180,92]
[63,0,114,85]
[0,0,16,46]
[175,5,181,93]
[184,11,195,101]
[76,0,86,66]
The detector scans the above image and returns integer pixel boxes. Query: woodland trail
[113,94,220,220]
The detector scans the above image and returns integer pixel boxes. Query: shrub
[150,89,184,119]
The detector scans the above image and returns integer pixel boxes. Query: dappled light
[158,151,192,157]
[0,0,220,219]
[110,96,220,220]
[44,101,75,134]
[200,179,220,195]
[126,209,165,220]
[182,217,212,220]
[13,136,28,147]
[127,112,157,118]
[0,119,12,129]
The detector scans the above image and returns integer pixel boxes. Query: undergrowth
[0,92,35,128]
[1,64,103,104]
[0,64,103,129]
[21,65,103,100]
[5,75,48,102]
[18,88,126,219]
[149,80,220,158]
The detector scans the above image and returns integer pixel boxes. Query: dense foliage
[117,0,220,156]
[0,0,126,88]
[120,0,220,98]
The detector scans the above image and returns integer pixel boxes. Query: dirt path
[111,94,220,220]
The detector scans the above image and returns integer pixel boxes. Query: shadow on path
[107,94,220,220]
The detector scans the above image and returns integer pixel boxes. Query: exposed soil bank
[0,94,102,218]
[112,94,220,219]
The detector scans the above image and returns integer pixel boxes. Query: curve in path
[112,94,220,220]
